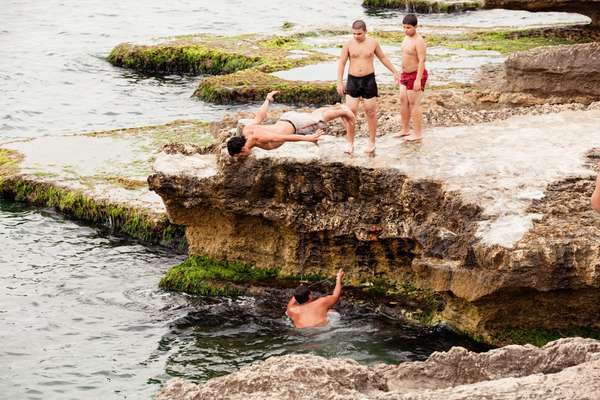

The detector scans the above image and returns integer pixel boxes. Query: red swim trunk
[400,69,428,91]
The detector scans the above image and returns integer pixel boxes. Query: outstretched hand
[266,90,280,102]
[305,131,322,144]
[336,268,345,282]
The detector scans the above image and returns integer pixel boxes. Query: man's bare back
[287,269,344,328]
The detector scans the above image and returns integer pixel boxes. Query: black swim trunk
[346,73,378,99]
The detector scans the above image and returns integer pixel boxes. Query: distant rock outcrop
[505,42,600,97]
[484,0,600,26]
[156,337,600,400]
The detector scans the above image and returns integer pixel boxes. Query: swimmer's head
[352,20,367,42]
[403,14,418,36]
[227,136,247,156]
[294,284,311,304]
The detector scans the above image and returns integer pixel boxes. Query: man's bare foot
[364,142,376,153]
[392,131,410,138]
[403,134,422,142]
[344,142,354,154]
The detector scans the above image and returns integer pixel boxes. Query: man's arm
[253,91,279,124]
[317,269,344,309]
[337,43,350,97]
[374,42,399,80]
[413,38,427,91]
[592,164,600,212]
[255,131,322,144]
[287,295,297,310]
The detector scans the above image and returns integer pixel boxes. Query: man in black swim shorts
[337,20,400,154]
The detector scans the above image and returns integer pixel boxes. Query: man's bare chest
[349,43,375,59]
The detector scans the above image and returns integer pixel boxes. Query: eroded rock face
[484,0,600,26]
[149,109,600,342]
[155,337,600,400]
[505,42,600,97]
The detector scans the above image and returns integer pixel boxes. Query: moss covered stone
[194,69,340,105]
[160,256,298,296]
[0,149,22,180]
[362,0,482,13]
[0,177,186,249]
[108,33,332,75]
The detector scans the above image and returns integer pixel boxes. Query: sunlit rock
[155,337,600,400]
[149,108,600,343]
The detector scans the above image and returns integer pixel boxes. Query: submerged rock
[149,108,600,343]
[155,337,600,400]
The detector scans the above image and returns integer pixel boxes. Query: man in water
[287,269,345,328]
[593,163,600,212]
[226,91,355,157]
[337,20,399,154]
[395,14,428,141]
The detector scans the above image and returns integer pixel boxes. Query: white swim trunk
[278,110,326,135]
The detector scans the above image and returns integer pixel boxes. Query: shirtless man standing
[287,269,344,328]
[337,20,399,154]
[227,90,355,156]
[395,14,428,141]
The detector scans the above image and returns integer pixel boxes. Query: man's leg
[345,95,360,154]
[403,90,424,141]
[363,97,378,153]
[394,84,411,137]
[321,104,355,134]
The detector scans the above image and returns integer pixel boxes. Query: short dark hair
[294,285,311,304]
[227,136,247,156]
[352,20,366,31]
[403,14,418,26]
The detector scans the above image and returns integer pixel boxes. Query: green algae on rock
[159,255,442,326]
[362,0,482,12]
[0,176,185,247]
[194,69,339,105]
[108,33,332,75]
[159,256,283,296]
[0,120,214,249]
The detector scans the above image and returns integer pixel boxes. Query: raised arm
[318,269,344,309]
[253,91,279,124]
[337,43,350,97]
[374,42,398,80]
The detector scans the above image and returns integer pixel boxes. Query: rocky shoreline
[156,337,600,399]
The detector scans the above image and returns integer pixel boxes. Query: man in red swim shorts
[395,14,428,141]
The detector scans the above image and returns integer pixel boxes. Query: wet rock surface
[149,107,600,342]
[156,337,600,400]
[0,120,211,247]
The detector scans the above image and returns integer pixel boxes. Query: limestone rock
[155,337,600,400]
[149,109,600,342]
[504,42,600,97]
[484,0,600,26]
